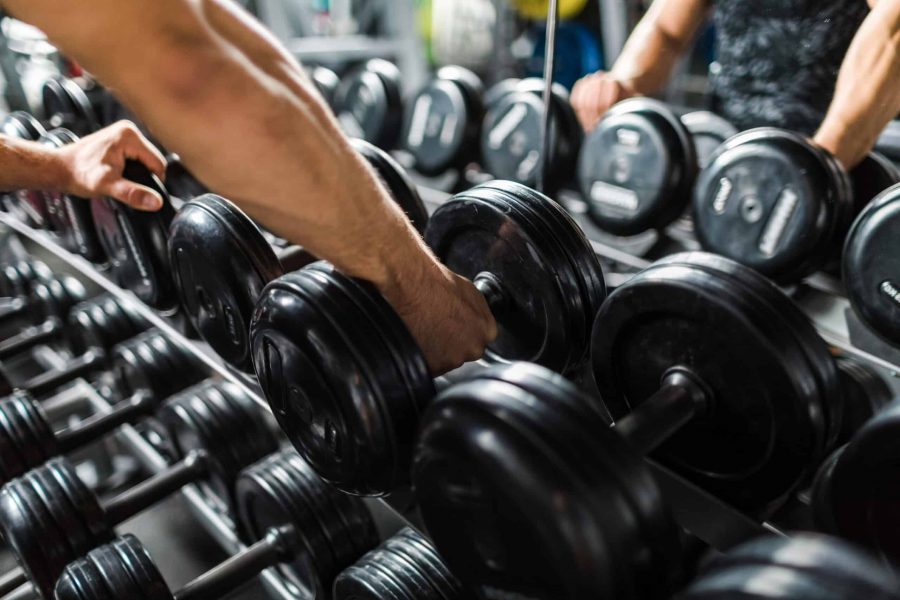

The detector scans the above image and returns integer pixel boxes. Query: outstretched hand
[384,259,498,375]
[57,121,168,210]
[570,72,635,131]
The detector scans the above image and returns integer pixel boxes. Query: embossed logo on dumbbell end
[490,104,528,150]
[408,94,433,148]
[440,112,458,146]
[517,150,540,181]
[712,177,733,214]
[879,280,900,307]
[480,586,540,600]
[615,128,641,148]
[590,180,639,213]
[759,187,799,257]
[116,211,150,284]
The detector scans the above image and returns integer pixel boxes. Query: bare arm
[0,121,166,209]
[611,0,713,96]
[1,0,494,373]
[814,0,900,168]
[571,0,712,129]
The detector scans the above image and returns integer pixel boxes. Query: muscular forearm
[611,0,712,95]
[5,0,434,296]
[0,136,68,192]
[814,0,900,168]
[137,42,430,294]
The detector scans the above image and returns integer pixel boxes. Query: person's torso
[711,0,869,135]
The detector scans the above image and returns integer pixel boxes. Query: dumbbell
[41,75,99,136]
[158,380,279,510]
[480,78,582,193]
[54,448,378,600]
[0,260,53,299]
[0,292,145,381]
[91,161,178,310]
[0,324,200,418]
[832,355,893,446]
[810,397,900,565]
[0,112,47,223]
[411,251,842,599]
[307,65,340,110]
[38,128,106,261]
[234,449,379,597]
[0,274,88,341]
[576,98,700,236]
[107,329,206,400]
[333,527,464,600]
[482,79,522,111]
[401,66,485,176]
[0,319,221,488]
[679,534,900,599]
[164,154,209,202]
[680,110,738,169]
[0,329,202,486]
[693,128,900,283]
[0,279,141,356]
[334,59,403,149]
[167,139,428,372]
[0,111,45,145]
[0,382,276,599]
[250,180,606,495]
[842,183,900,347]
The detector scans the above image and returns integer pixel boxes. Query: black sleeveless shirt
[711,0,869,135]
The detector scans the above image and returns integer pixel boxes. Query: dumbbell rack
[0,214,409,600]
[3,180,900,596]
[413,183,900,544]
[420,184,900,382]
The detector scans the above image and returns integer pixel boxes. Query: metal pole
[538,0,560,193]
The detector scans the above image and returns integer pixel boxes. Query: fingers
[571,74,597,131]
[113,121,168,181]
[571,73,629,132]
[584,78,610,130]
[103,178,164,211]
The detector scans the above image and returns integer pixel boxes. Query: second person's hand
[570,71,636,131]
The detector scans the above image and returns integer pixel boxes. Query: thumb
[104,179,164,211]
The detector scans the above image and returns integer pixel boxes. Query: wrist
[616,77,640,98]
[373,235,441,312]
[44,148,76,193]
[813,116,862,169]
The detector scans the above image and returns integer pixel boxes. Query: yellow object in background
[415,0,435,64]
[509,0,588,20]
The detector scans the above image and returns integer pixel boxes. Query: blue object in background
[527,22,603,90]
